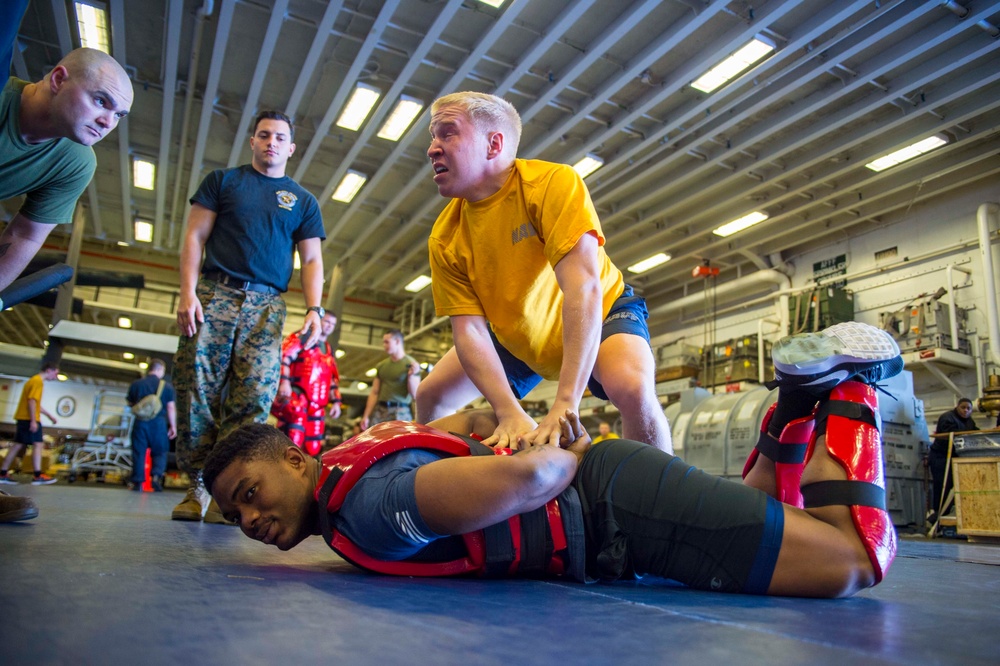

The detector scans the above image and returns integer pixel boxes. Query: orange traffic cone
[142,449,153,492]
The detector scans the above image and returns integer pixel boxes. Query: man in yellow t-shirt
[591,422,621,444]
[417,92,670,453]
[0,363,59,485]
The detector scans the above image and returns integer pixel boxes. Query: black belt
[379,401,409,408]
[203,270,280,295]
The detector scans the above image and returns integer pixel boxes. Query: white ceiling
[4,0,1000,384]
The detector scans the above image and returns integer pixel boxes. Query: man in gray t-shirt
[361,329,421,428]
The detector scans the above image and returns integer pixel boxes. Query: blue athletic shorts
[15,419,44,446]
[490,284,650,400]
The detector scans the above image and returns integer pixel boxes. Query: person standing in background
[361,329,420,428]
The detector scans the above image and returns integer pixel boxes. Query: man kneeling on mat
[203,322,900,597]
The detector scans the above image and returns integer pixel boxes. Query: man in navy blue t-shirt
[172,110,326,524]
[126,358,176,491]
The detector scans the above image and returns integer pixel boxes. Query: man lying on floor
[203,322,902,598]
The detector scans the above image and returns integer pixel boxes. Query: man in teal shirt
[361,329,421,428]
[0,47,133,300]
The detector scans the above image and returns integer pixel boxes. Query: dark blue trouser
[131,421,169,483]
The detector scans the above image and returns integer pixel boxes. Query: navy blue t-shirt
[190,165,325,292]
[126,374,176,425]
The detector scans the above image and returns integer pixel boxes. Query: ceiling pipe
[941,1,970,18]
[976,202,1000,365]
[109,0,132,243]
[168,0,212,248]
[179,0,235,246]
[154,0,183,247]
[284,1,343,121]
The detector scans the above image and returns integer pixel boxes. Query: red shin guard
[801,381,896,584]
[742,403,813,508]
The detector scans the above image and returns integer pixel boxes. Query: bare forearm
[556,281,603,407]
[178,232,204,296]
[299,257,323,308]
[0,215,55,292]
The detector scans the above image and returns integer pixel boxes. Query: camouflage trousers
[174,280,286,476]
[369,403,413,426]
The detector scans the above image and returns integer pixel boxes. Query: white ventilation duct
[647,268,791,319]
[976,202,1000,365]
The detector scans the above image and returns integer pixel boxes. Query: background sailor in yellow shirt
[591,422,620,444]
[0,363,59,485]
[416,92,670,453]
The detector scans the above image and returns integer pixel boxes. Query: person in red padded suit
[270,311,342,456]
[207,322,902,598]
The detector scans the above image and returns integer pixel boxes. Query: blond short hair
[432,92,522,156]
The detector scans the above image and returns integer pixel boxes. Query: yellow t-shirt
[14,374,44,421]
[429,159,624,380]
[591,433,620,444]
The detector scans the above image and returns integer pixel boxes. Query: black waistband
[378,401,408,408]
[203,270,280,295]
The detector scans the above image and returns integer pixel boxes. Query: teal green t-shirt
[376,355,418,404]
[1,77,96,224]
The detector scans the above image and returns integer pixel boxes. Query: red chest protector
[283,336,341,406]
[316,421,585,581]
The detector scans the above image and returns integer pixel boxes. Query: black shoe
[151,476,164,492]
[771,322,903,394]
[127,481,142,492]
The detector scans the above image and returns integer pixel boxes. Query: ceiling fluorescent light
[293,250,301,270]
[377,96,424,141]
[122,352,134,360]
[331,170,367,203]
[691,37,775,93]
[404,275,432,292]
[117,316,132,329]
[132,159,155,190]
[476,0,506,7]
[713,211,769,237]
[365,368,378,378]
[74,2,111,54]
[627,252,671,274]
[335,349,346,359]
[133,219,153,243]
[865,134,949,172]
[572,154,604,178]
[336,83,381,131]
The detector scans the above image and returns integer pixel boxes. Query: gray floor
[1,481,998,665]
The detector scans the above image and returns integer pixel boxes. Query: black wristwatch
[306,306,326,318]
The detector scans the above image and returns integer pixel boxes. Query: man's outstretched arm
[0,214,57,294]
[413,411,590,535]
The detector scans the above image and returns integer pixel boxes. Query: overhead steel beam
[180,0,236,243]
[226,0,290,168]
[284,1,343,121]
[154,0,183,247]
[292,0,400,182]
[316,0,467,213]
[109,0,131,243]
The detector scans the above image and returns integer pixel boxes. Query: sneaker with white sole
[771,321,903,393]
[31,474,57,486]
[0,474,18,485]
